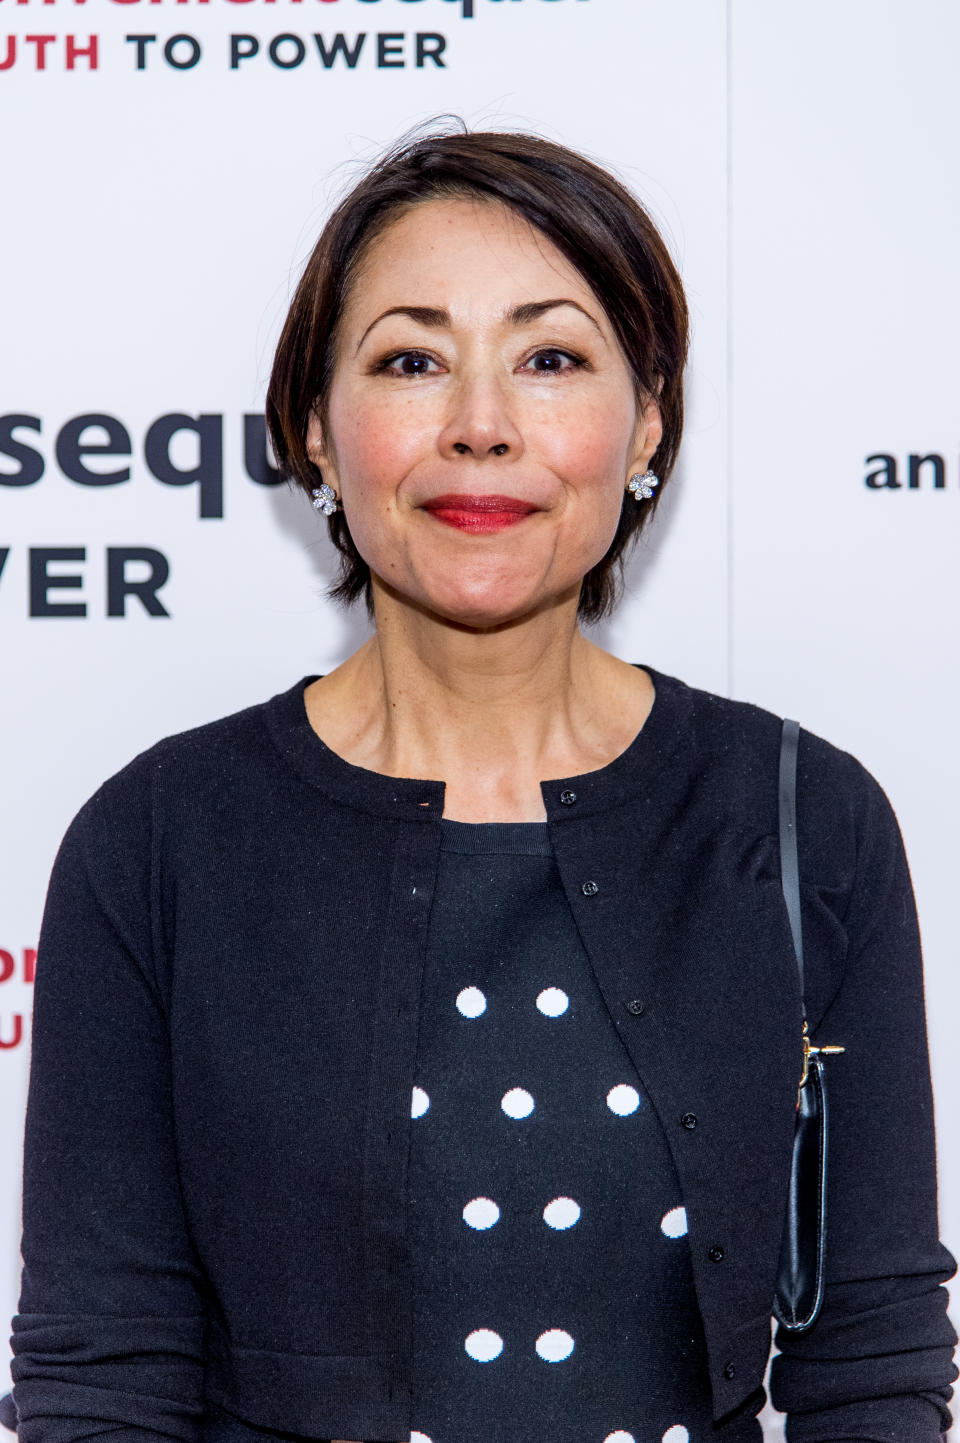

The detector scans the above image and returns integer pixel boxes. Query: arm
[9,763,208,1443]
[770,755,958,1441]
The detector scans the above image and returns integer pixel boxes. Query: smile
[422,494,539,533]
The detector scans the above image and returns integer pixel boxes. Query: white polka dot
[543,1196,581,1230]
[662,1428,689,1443]
[660,1205,688,1238]
[464,1328,503,1362]
[535,1328,575,1362]
[501,1087,535,1119]
[463,1197,500,1230]
[456,986,486,1018]
[536,987,569,1016]
[410,1433,433,1443]
[604,1433,636,1443]
[411,1086,430,1118]
[606,1083,641,1116]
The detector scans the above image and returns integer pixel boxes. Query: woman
[9,126,958,1443]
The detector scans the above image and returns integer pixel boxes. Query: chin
[419,578,568,631]
[435,602,536,632]
[372,550,583,631]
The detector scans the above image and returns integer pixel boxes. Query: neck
[303,584,654,822]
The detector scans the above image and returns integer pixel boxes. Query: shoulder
[655,670,914,1013]
[652,665,905,889]
[59,678,310,866]
[38,680,316,999]
[655,666,883,800]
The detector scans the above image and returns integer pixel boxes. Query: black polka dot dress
[406,818,724,1443]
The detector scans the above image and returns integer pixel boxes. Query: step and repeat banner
[1,1,957,1437]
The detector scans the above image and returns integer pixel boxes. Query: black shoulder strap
[779,718,805,1003]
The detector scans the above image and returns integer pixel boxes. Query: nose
[437,368,523,462]
[454,441,509,457]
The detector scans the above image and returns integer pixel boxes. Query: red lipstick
[422,493,538,533]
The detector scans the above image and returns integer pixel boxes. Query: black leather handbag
[773,718,845,1332]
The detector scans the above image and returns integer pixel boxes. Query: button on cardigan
[9,665,958,1443]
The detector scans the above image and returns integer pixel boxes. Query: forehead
[343,195,605,325]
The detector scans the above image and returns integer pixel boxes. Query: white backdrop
[1,1,958,1437]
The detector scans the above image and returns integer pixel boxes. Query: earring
[311,482,339,516]
[627,470,659,501]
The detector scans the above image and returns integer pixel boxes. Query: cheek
[533,398,634,542]
[324,392,429,578]
[328,391,428,499]
[536,391,635,489]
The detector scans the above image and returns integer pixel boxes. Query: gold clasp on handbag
[798,1019,845,1100]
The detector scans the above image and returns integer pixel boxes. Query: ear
[628,390,663,476]
[305,407,336,474]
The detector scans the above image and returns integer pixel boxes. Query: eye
[521,348,586,375]
[373,350,442,378]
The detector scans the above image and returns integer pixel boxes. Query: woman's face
[309,196,662,628]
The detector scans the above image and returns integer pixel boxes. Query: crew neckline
[439,817,553,856]
[260,663,693,823]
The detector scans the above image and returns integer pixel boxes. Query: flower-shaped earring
[311,481,339,516]
[627,470,659,501]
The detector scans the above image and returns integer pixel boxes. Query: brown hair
[266,119,689,623]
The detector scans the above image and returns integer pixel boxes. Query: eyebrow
[355,298,604,354]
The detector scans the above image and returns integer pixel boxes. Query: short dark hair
[266,119,689,623]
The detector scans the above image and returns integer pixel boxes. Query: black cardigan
[9,666,958,1443]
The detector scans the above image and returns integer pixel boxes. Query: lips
[422,493,539,533]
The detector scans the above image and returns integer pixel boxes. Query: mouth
[421,493,540,534]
